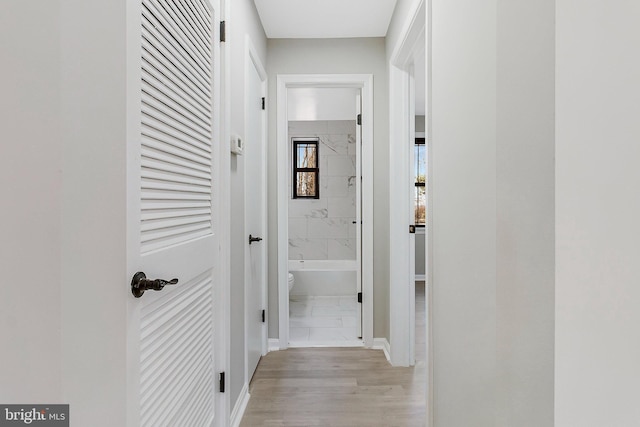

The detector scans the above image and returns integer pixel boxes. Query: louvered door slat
[170,0,211,55]
[142,44,211,117]
[140,200,210,211]
[176,372,212,427]
[141,300,210,396]
[142,165,210,187]
[141,297,209,387]
[142,157,210,180]
[142,3,211,92]
[155,0,210,65]
[142,68,211,128]
[141,207,210,221]
[140,273,213,427]
[142,189,210,201]
[142,95,211,150]
[141,178,210,195]
[143,70,211,132]
[173,367,211,427]
[141,215,211,234]
[142,111,211,158]
[185,0,213,37]
[141,27,210,105]
[141,130,210,167]
[142,0,210,80]
[140,14,209,99]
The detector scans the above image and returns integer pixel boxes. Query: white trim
[373,338,391,362]
[426,2,434,425]
[288,259,357,271]
[415,274,426,281]
[288,340,365,348]
[276,74,375,351]
[268,338,280,352]
[229,383,251,427]
[389,0,426,368]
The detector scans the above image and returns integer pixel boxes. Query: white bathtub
[288,260,357,296]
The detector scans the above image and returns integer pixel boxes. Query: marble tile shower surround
[288,121,357,261]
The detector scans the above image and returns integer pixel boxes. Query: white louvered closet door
[127,0,220,426]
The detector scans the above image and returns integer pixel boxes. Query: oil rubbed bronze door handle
[249,234,263,245]
[131,272,178,298]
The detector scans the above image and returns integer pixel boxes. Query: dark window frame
[415,137,426,227]
[292,138,320,199]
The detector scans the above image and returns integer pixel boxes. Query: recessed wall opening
[286,88,362,347]
[277,75,374,350]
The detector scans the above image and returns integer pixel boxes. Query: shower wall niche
[288,120,357,261]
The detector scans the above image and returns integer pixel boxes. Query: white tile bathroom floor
[289,295,362,346]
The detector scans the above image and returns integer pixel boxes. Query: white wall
[288,88,358,121]
[60,0,129,424]
[288,120,358,261]
[431,1,497,424]
[496,1,555,425]
[267,38,389,340]
[0,0,63,403]
[556,1,640,425]
[229,0,267,411]
[428,0,555,425]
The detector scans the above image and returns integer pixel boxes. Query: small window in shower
[292,138,320,199]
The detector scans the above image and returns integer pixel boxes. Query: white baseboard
[415,274,426,281]
[268,338,280,352]
[373,338,391,362]
[230,382,250,427]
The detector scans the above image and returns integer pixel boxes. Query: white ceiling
[254,0,398,39]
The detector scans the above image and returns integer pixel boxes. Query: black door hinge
[357,292,362,303]
[357,114,362,125]
[261,309,266,323]
[409,225,416,234]
[220,21,226,42]
[261,97,265,110]
[219,372,225,393]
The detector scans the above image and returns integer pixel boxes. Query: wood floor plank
[240,283,428,426]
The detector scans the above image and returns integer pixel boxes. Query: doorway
[276,75,374,350]
[287,98,362,346]
[388,0,431,424]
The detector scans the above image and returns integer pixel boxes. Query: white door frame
[389,0,432,424]
[389,0,426,367]
[276,74,374,349]
[244,34,268,382]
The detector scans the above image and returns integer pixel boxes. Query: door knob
[131,271,178,298]
[249,234,263,245]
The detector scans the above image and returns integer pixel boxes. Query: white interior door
[245,49,266,380]
[127,0,222,425]
[355,93,363,338]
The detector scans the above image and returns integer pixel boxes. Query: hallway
[240,282,427,426]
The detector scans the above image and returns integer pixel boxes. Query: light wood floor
[240,282,427,426]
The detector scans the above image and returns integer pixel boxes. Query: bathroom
[285,87,363,346]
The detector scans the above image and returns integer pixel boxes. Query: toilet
[288,272,295,292]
